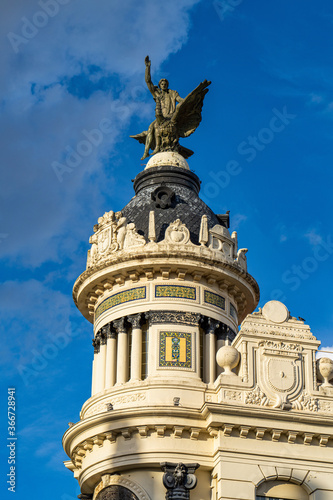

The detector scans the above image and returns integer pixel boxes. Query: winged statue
[130,56,211,160]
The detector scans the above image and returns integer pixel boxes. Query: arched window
[256,479,308,500]
[96,485,139,500]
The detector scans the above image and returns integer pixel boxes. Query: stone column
[105,324,117,389]
[91,336,100,396]
[95,328,107,394]
[114,317,128,384]
[161,462,199,500]
[204,319,219,385]
[128,313,142,381]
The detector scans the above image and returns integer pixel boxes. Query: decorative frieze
[204,290,225,310]
[230,303,238,321]
[95,286,146,319]
[155,284,196,300]
[84,393,146,418]
[259,340,303,353]
[145,310,201,326]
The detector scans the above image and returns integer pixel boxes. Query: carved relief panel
[258,341,304,409]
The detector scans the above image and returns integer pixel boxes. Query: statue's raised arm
[130,56,211,160]
[144,56,157,98]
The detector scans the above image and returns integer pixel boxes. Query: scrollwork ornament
[164,219,190,245]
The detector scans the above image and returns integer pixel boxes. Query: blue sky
[1,0,333,498]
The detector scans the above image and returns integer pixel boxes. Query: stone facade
[63,155,333,500]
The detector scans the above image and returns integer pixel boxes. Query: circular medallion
[262,301,289,323]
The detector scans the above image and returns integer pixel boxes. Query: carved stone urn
[216,345,240,376]
[318,357,333,387]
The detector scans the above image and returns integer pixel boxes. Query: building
[62,147,333,499]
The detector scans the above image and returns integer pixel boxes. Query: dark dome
[121,166,227,245]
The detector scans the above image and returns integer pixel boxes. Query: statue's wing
[172,80,211,138]
[130,131,147,145]
[130,131,156,150]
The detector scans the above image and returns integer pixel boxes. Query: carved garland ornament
[245,385,269,406]
[292,391,319,412]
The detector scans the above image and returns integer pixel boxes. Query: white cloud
[304,228,323,246]
[0,279,83,373]
[309,93,324,104]
[0,0,200,266]
[316,347,333,360]
[231,213,247,230]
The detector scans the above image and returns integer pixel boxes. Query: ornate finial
[161,462,199,499]
[130,55,211,160]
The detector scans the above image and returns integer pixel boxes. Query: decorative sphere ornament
[318,357,333,387]
[145,151,190,170]
[216,345,240,376]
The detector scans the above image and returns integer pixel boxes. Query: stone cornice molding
[63,401,333,459]
[68,416,333,472]
[73,249,260,318]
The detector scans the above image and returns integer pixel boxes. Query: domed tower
[63,58,333,500]
[62,149,259,498]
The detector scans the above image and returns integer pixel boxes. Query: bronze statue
[131,56,211,160]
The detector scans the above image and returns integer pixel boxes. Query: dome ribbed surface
[121,166,223,245]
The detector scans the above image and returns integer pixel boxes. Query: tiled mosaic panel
[95,286,146,319]
[204,290,225,310]
[155,285,196,300]
[230,303,238,321]
[159,331,192,368]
